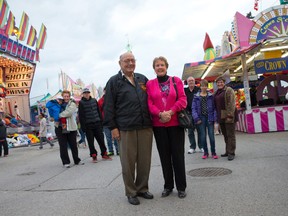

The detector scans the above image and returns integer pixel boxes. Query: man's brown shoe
[137,191,154,199]
[127,196,140,205]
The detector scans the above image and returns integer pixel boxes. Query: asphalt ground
[0,131,287,216]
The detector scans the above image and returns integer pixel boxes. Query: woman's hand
[159,111,172,123]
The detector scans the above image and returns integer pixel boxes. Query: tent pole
[241,54,251,110]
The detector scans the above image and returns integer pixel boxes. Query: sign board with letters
[254,57,288,74]
[5,66,35,96]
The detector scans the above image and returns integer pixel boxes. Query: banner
[18,12,29,41]
[5,11,15,36]
[0,0,9,28]
[26,25,37,46]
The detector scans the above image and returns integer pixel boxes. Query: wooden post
[241,54,251,110]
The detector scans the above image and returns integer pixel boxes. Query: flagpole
[61,69,65,90]
[58,71,60,90]
[46,78,49,93]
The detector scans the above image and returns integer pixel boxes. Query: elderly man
[184,76,203,153]
[104,52,153,205]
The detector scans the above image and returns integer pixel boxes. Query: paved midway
[0,131,287,216]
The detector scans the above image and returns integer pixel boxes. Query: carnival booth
[182,3,288,134]
[0,1,47,146]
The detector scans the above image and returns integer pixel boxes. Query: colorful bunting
[26,25,37,46]
[5,11,15,36]
[0,2,47,61]
[18,12,29,41]
[254,0,259,11]
[36,23,47,49]
[0,0,9,28]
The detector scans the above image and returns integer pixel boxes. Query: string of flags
[254,0,259,11]
[0,0,47,62]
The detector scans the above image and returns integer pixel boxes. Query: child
[38,113,54,149]
[46,96,63,126]
[0,119,8,157]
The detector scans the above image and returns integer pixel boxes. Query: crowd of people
[0,51,238,206]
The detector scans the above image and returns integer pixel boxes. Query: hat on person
[82,88,90,93]
[56,95,63,100]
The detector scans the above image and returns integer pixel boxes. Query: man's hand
[112,128,121,141]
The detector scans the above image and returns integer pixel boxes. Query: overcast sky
[8,0,277,98]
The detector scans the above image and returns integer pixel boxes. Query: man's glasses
[122,59,136,64]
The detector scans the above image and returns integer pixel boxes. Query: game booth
[0,2,47,146]
[182,3,288,134]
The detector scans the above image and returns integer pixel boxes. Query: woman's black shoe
[178,190,186,199]
[161,189,172,197]
[221,153,228,157]
[228,154,235,161]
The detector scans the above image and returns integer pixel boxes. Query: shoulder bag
[172,77,193,128]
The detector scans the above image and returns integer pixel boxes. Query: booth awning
[182,37,288,81]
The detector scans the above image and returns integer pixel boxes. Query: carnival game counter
[236,105,288,133]
[7,126,39,134]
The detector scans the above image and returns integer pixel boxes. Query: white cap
[56,95,63,100]
[82,88,90,93]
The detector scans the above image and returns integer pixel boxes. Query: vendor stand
[0,2,47,146]
[182,3,288,134]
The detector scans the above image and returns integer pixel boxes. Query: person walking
[104,52,153,205]
[146,56,187,199]
[184,76,203,154]
[192,79,218,159]
[0,119,8,157]
[78,88,111,163]
[76,112,87,148]
[214,76,238,161]
[38,113,54,149]
[98,88,119,156]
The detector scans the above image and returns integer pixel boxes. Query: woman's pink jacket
[146,76,187,127]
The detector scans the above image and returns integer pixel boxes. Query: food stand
[182,4,288,134]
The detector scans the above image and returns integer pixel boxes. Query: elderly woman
[146,56,187,199]
[214,76,237,161]
[56,90,84,168]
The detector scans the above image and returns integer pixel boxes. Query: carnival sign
[249,6,288,44]
[5,66,35,96]
[254,57,288,74]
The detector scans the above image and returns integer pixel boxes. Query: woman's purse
[172,77,193,128]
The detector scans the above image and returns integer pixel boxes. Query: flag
[0,0,9,28]
[5,11,15,36]
[36,23,47,49]
[18,12,29,41]
[254,0,259,11]
[26,25,37,46]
